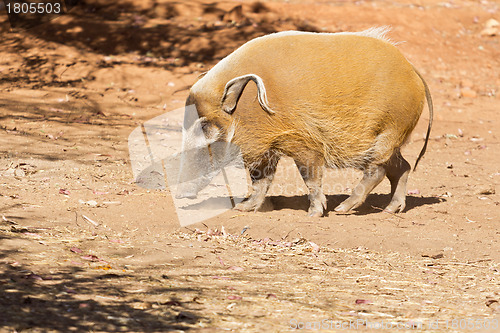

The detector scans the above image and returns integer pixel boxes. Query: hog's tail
[413,70,433,171]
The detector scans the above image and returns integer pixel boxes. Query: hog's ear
[220,74,275,115]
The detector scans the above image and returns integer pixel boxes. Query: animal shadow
[268,193,445,215]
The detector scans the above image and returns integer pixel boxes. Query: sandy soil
[0,0,499,332]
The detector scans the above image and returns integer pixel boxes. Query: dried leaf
[23,232,42,238]
[309,241,320,253]
[93,190,109,195]
[81,254,100,262]
[82,214,100,227]
[227,295,242,300]
[355,299,372,305]
[64,286,77,294]
[25,273,43,280]
[2,215,18,225]
[227,266,244,271]
[70,247,83,254]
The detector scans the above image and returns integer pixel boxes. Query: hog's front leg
[234,155,279,212]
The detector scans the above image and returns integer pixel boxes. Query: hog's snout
[175,180,202,199]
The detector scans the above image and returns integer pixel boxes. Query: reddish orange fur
[189,30,429,171]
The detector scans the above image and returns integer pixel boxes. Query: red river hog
[177,27,433,217]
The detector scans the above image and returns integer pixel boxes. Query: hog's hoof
[334,205,349,213]
[307,210,323,217]
[307,195,326,217]
[234,198,271,212]
[234,201,257,212]
[307,205,325,217]
[334,200,360,213]
[384,200,406,213]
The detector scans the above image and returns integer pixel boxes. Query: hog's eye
[200,121,209,132]
[199,120,221,142]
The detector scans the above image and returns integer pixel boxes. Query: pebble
[481,27,498,36]
[422,253,444,259]
[460,87,477,98]
[14,169,25,178]
[485,18,499,28]
[79,199,99,207]
[477,187,495,195]
[481,18,499,36]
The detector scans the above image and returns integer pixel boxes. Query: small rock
[481,27,498,36]
[79,199,98,207]
[355,299,372,304]
[86,200,98,207]
[460,87,477,98]
[133,302,153,310]
[422,253,444,259]
[485,299,499,311]
[14,169,25,178]
[66,26,83,34]
[477,187,495,195]
[481,19,499,36]
[485,18,499,29]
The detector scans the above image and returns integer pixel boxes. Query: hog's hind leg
[295,161,326,217]
[334,165,386,213]
[383,149,411,213]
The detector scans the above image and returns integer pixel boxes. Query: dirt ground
[0,0,499,332]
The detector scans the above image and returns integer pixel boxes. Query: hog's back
[202,32,426,167]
